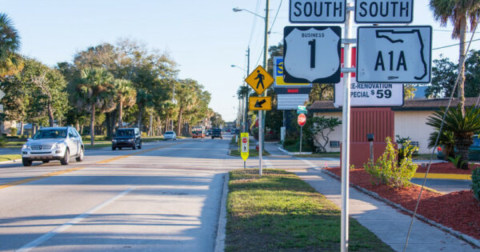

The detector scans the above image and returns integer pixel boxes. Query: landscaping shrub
[0,137,5,147]
[10,127,17,136]
[141,132,147,137]
[472,168,480,201]
[364,137,418,188]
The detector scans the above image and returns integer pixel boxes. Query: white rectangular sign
[290,0,346,23]
[277,94,309,110]
[356,26,432,83]
[355,0,414,23]
[334,77,404,107]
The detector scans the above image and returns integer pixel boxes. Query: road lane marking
[0,167,84,190]
[0,143,182,190]
[15,186,137,252]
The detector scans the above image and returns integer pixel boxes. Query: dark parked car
[112,128,142,150]
[211,128,223,139]
[437,134,480,160]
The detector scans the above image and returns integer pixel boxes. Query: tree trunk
[149,113,153,136]
[105,113,111,139]
[455,135,472,169]
[177,108,183,136]
[90,104,96,146]
[118,101,123,128]
[20,121,24,136]
[47,101,54,127]
[75,121,80,132]
[458,20,467,117]
[138,105,143,130]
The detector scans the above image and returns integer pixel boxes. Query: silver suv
[21,127,84,166]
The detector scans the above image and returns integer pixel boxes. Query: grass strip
[0,154,21,162]
[230,149,270,157]
[226,169,393,252]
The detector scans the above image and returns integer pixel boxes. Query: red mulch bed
[326,167,480,240]
[416,162,478,174]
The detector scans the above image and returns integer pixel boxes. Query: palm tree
[430,0,480,115]
[114,79,136,128]
[74,68,116,145]
[0,13,23,78]
[426,105,480,169]
[427,129,455,161]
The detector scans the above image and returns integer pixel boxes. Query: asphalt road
[0,135,473,251]
[0,137,238,252]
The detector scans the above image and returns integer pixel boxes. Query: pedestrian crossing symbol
[245,65,274,95]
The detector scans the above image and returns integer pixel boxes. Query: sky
[0,0,477,122]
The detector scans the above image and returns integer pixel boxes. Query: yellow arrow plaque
[249,96,272,111]
[245,65,274,95]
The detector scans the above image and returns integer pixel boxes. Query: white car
[21,127,84,166]
[163,131,177,140]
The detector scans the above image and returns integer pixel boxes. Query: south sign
[289,0,346,23]
[355,0,413,23]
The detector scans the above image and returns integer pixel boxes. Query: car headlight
[22,144,31,150]
[54,143,66,149]
[128,139,134,142]
[112,139,117,142]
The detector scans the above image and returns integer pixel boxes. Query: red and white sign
[242,138,247,144]
[298,113,306,127]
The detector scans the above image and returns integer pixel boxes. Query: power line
[433,38,480,50]
[268,0,284,34]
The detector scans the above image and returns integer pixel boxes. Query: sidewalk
[294,168,479,251]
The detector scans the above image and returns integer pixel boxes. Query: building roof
[308,98,480,113]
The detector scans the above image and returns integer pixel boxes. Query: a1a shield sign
[356,26,432,83]
[283,26,341,83]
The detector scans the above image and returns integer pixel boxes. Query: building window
[330,141,340,148]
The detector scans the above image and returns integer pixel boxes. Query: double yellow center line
[0,142,181,190]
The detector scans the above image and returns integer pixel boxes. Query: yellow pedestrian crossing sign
[245,65,274,95]
[249,96,272,111]
[240,133,249,161]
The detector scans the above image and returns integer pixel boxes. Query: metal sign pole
[300,126,303,153]
[258,110,263,175]
[341,3,354,252]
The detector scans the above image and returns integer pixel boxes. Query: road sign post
[283,26,342,83]
[356,26,432,83]
[354,0,414,24]
[297,113,306,153]
[241,133,249,170]
[289,0,346,23]
[246,66,275,176]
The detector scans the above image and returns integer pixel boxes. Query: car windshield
[33,129,67,139]
[473,137,480,147]
[165,132,174,135]
[116,130,134,137]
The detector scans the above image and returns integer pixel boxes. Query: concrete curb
[319,168,480,249]
[277,147,311,155]
[0,159,20,164]
[214,172,229,252]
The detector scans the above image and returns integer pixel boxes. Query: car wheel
[76,147,84,162]
[112,146,116,151]
[132,144,137,150]
[60,149,70,165]
[212,136,214,139]
[42,160,50,163]
[138,142,142,149]
[22,158,32,166]
[119,147,122,150]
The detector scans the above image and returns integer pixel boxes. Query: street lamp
[233,2,270,175]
